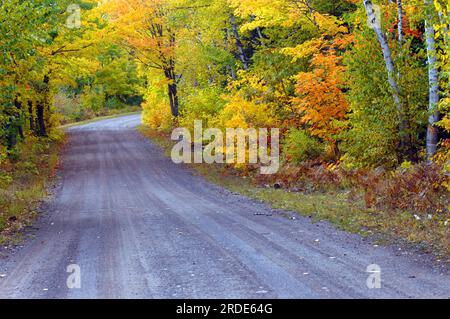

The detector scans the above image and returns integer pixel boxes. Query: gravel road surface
[0,114,448,298]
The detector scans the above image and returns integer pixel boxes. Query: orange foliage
[292,54,349,146]
[386,10,422,39]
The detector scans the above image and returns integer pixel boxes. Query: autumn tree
[106,0,180,116]
[293,54,349,157]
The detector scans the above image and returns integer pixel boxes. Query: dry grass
[140,125,449,258]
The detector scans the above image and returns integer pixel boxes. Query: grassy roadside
[139,125,449,259]
[0,133,66,245]
[0,111,141,245]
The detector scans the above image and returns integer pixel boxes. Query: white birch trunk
[397,0,403,43]
[424,0,440,160]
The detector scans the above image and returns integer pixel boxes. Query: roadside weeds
[139,125,449,260]
[0,134,66,245]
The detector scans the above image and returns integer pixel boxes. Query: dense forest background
[0,1,449,246]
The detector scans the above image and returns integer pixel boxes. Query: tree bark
[167,81,179,117]
[28,100,35,133]
[35,75,50,137]
[397,0,403,43]
[165,31,179,117]
[36,102,47,137]
[230,14,249,70]
[424,0,440,161]
[224,28,237,80]
[43,75,51,112]
[5,121,17,150]
[14,97,24,140]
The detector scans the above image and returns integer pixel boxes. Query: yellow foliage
[178,87,225,133]
[142,98,173,131]
[209,93,278,171]
[141,75,174,131]
[281,38,323,62]
[228,0,332,31]
[213,94,278,129]
[439,114,450,133]
[228,0,302,29]
[400,161,413,170]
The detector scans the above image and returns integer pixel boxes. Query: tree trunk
[397,0,403,43]
[363,0,410,160]
[230,14,249,70]
[168,82,179,117]
[35,75,50,137]
[28,100,35,132]
[5,122,17,151]
[14,97,24,140]
[424,0,440,161]
[164,60,179,117]
[224,28,237,80]
[36,101,47,137]
[256,27,266,46]
[43,75,51,113]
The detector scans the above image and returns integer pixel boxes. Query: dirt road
[0,114,448,298]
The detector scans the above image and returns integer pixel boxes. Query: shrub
[212,94,278,130]
[80,88,106,114]
[284,128,325,163]
[372,163,449,215]
[105,96,125,110]
[142,98,173,132]
[179,86,225,133]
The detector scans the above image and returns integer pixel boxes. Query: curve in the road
[0,114,448,298]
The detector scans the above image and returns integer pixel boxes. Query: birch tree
[397,0,403,43]
[363,0,409,159]
[424,0,441,160]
